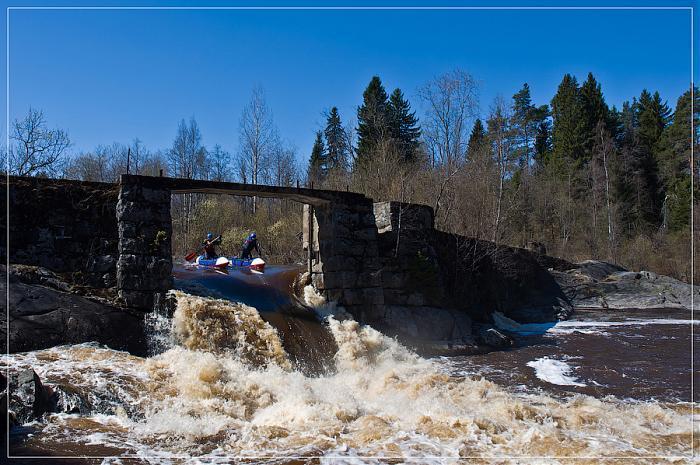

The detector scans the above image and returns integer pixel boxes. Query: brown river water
[3,264,698,464]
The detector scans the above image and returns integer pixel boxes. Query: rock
[379,305,476,348]
[7,264,72,292]
[527,241,547,255]
[477,326,513,349]
[9,369,52,423]
[50,384,91,415]
[0,269,147,355]
[89,255,116,274]
[293,271,312,297]
[550,260,698,310]
[575,260,627,280]
[0,373,15,436]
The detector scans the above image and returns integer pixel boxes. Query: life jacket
[203,241,217,258]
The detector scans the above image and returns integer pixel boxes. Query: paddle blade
[184,251,197,262]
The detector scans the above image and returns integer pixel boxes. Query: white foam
[526,357,586,386]
[3,292,696,460]
[548,318,699,335]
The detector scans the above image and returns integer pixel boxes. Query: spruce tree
[550,74,587,166]
[466,119,487,160]
[324,107,349,172]
[635,89,671,227]
[356,76,389,167]
[612,100,641,234]
[579,72,612,154]
[533,119,552,167]
[307,131,326,185]
[656,87,698,230]
[387,88,421,162]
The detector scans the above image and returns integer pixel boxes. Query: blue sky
[2,1,696,163]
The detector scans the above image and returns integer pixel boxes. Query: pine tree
[356,76,389,167]
[550,74,587,166]
[511,83,535,168]
[387,88,421,162]
[324,107,349,172]
[307,131,326,185]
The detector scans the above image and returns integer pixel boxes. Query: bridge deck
[120,174,368,206]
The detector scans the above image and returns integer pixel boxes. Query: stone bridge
[116,174,393,318]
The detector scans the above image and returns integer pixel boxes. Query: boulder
[477,326,514,349]
[1,372,16,436]
[8,369,52,424]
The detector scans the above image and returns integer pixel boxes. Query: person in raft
[240,232,262,260]
[202,232,222,259]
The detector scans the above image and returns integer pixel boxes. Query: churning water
[3,268,698,464]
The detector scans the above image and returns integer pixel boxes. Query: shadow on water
[172,262,337,374]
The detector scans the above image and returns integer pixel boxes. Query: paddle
[185,235,222,262]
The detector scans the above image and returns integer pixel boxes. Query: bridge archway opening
[116,175,381,315]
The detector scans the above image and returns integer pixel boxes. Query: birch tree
[239,86,277,213]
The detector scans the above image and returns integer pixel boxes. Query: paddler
[239,232,262,259]
[202,232,222,259]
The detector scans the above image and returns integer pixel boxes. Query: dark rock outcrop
[1,372,16,437]
[551,260,697,310]
[1,267,147,355]
[7,370,93,428]
[8,370,52,424]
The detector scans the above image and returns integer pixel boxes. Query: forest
[5,70,697,282]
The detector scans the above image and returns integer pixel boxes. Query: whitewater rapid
[3,289,697,463]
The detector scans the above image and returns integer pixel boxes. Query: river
[3,263,697,464]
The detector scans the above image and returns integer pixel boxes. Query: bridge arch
[116,174,384,317]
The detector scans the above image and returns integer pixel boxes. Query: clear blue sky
[2,1,696,164]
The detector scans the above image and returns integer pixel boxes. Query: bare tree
[487,97,517,243]
[239,86,278,213]
[129,138,146,175]
[10,108,71,177]
[418,69,479,170]
[591,119,617,260]
[63,150,109,182]
[210,144,232,182]
[271,143,298,187]
[141,150,168,177]
[167,117,209,251]
[417,69,479,229]
[0,130,8,175]
[167,117,207,180]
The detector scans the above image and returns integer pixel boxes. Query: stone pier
[116,180,173,309]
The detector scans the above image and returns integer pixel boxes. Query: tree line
[4,72,696,279]
[305,72,696,280]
